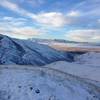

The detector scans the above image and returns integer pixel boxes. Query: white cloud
[0,0,21,12]
[0,1,74,27]
[0,17,27,28]
[0,16,43,39]
[3,16,13,20]
[32,12,70,27]
[0,0,36,17]
[0,26,43,39]
[3,16,27,21]
[98,19,100,23]
[0,0,99,29]
[65,29,100,42]
[67,11,80,17]
[12,27,41,36]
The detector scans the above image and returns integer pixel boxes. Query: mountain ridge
[0,34,75,65]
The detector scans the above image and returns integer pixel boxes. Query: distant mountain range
[29,38,100,46]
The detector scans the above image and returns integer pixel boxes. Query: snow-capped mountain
[0,34,75,65]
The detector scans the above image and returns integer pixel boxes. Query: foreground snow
[0,65,100,100]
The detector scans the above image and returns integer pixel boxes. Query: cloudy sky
[0,0,100,42]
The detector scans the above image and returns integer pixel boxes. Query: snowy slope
[0,65,100,100]
[0,34,73,65]
[75,52,100,66]
[44,61,100,82]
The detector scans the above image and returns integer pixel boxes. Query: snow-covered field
[0,65,100,100]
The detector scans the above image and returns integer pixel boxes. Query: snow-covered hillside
[44,51,100,82]
[0,65,100,100]
[44,61,100,82]
[0,34,74,65]
[75,52,100,66]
